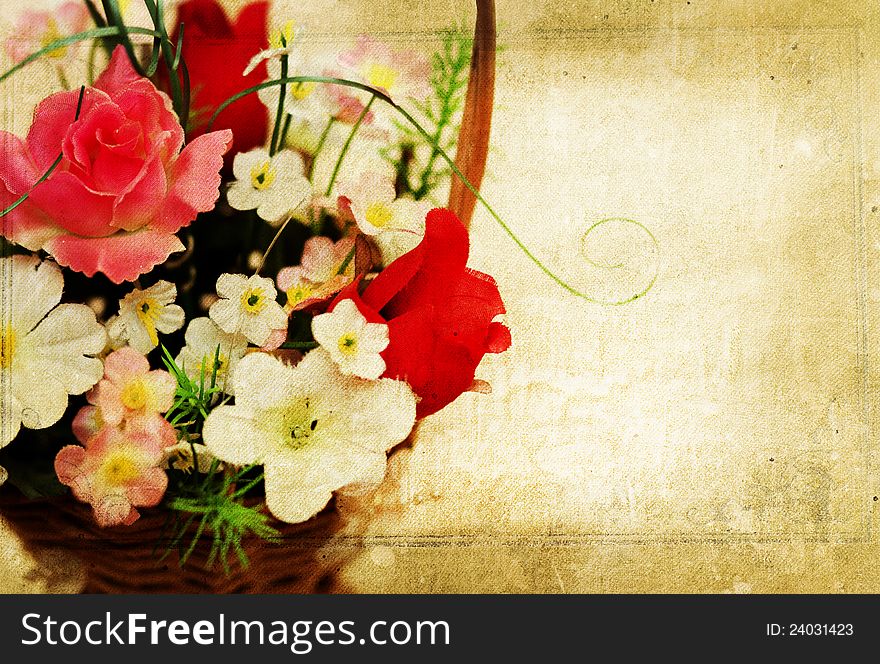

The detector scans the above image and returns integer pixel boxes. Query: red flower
[168,0,269,158]
[333,208,511,419]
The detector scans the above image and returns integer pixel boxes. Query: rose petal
[44,229,185,283]
[154,130,232,233]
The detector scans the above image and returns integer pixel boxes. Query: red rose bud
[332,208,511,419]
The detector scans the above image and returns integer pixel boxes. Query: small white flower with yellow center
[209,274,288,347]
[201,349,416,523]
[258,54,336,136]
[311,299,389,380]
[175,317,248,394]
[243,19,304,76]
[337,171,431,263]
[338,35,431,101]
[371,198,431,265]
[0,256,106,447]
[109,281,184,355]
[227,148,312,225]
[337,171,396,236]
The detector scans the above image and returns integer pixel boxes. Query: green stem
[143,0,186,121]
[308,117,335,180]
[86,39,99,84]
[414,81,457,199]
[279,113,292,150]
[324,95,375,196]
[269,54,289,156]
[336,245,356,276]
[99,0,147,77]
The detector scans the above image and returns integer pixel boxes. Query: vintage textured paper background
[2,0,879,592]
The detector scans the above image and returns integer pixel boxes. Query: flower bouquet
[0,0,512,592]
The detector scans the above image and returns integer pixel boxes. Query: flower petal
[154,129,232,233]
[2,255,62,334]
[263,461,334,524]
[102,345,149,384]
[93,46,144,95]
[25,303,106,394]
[43,229,185,283]
[201,404,267,466]
[11,370,69,431]
[230,351,297,410]
[28,170,116,236]
[362,207,468,313]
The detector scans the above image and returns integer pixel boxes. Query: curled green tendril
[578,217,659,304]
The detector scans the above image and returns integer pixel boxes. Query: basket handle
[447,0,496,229]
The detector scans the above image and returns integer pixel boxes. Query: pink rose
[0,47,232,283]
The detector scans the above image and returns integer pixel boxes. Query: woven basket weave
[0,0,496,593]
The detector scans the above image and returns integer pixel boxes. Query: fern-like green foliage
[157,346,280,574]
[385,26,473,201]
[160,462,280,575]
[160,344,222,441]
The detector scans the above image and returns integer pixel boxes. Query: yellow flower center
[365,201,394,229]
[120,379,150,411]
[290,81,315,100]
[365,62,398,91]
[286,283,314,307]
[0,325,16,370]
[135,297,161,347]
[281,398,318,450]
[250,161,276,191]
[270,20,298,49]
[101,453,141,486]
[241,287,267,314]
[41,19,67,59]
[338,332,359,357]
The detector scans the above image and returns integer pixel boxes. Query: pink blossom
[72,403,177,449]
[0,47,232,283]
[87,347,177,427]
[277,236,355,311]
[55,427,168,527]
[4,2,89,64]
[337,36,430,101]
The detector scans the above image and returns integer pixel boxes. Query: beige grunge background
[2,0,880,592]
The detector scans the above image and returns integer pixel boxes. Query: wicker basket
[0,0,496,593]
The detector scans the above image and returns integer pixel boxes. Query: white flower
[227,149,312,225]
[259,56,334,135]
[312,299,389,380]
[243,20,304,76]
[337,172,431,256]
[202,349,416,523]
[109,281,184,355]
[209,274,288,347]
[0,256,106,447]
[175,317,248,395]
[371,198,430,265]
[0,464,7,487]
